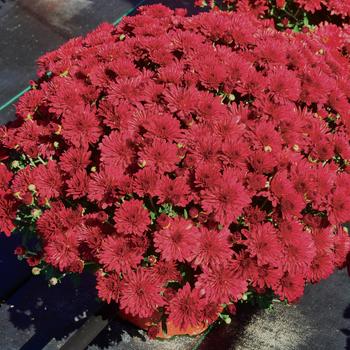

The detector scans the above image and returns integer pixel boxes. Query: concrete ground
[0,1,350,349]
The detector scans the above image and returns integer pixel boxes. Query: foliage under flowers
[1,4,350,335]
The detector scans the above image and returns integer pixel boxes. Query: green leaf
[184,208,188,219]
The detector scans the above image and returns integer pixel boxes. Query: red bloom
[242,223,283,267]
[167,283,205,330]
[201,171,250,225]
[88,167,122,207]
[61,105,102,147]
[328,188,350,225]
[100,131,136,170]
[0,164,12,194]
[154,217,197,262]
[267,68,301,103]
[274,272,305,302]
[114,199,150,236]
[59,147,91,174]
[196,265,248,303]
[306,252,334,283]
[144,113,182,142]
[44,230,83,272]
[133,168,159,197]
[150,260,181,285]
[98,235,144,273]
[156,175,190,207]
[66,169,89,199]
[138,139,179,173]
[36,203,82,239]
[280,190,305,219]
[163,86,198,121]
[191,227,233,269]
[119,268,165,318]
[279,221,316,274]
[251,264,283,289]
[201,300,223,324]
[16,89,44,119]
[0,193,18,236]
[96,272,122,304]
[333,226,350,268]
[221,138,250,169]
[34,160,63,199]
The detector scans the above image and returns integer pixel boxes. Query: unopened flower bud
[14,246,26,256]
[157,214,171,229]
[49,277,58,286]
[31,208,42,219]
[138,160,146,168]
[22,193,34,205]
[32,267,41,275]
[292,144,300,152]
[11,160,20,168]
[189,207,199,219]
[28,184,36,192]
[148,255,157,266]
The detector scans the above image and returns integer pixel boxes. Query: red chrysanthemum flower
[66,169,89,199]
[0,193,19,236]
[150,260,182,285]
[59,147,91,174]
[201,300,223,325]
[333,226,350,268]
[61,105,102,147]
[98,235,144,273]
[242,223,283,267]
[33,160,63,199]
[196,264,248,303]
[119,268,165,318]
[44,230,83,272]
[273,272,305,302]
[267,67,301,103]
[133,167,159,197]
[153,217,197,262]
[328,188,350,225]
[0,164,12,194]
[96,272,122,304]
[167,283,205,330]
[306,251,335,283]
[36,202,82,239]
[144,112,182,142]
[156,175,191,207]
[279,221,316,274]
[138,139,179,173]
[16,89,44,119]
[201,171,250,225]
[88,167,122,207]
[163,86,198,121]
[99,131,136,170]
[114,199,150,236]
[191,227,233,269]
[251,264,283,289]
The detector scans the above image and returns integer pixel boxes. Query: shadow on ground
[0,273,101,350]
[341,304,350,350]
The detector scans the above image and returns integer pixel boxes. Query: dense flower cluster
[195,0,350,30]
[1,4,350,334]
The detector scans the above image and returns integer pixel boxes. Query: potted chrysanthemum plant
[1,4,350,339]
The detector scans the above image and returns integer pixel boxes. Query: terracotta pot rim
[118,308,210,339]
